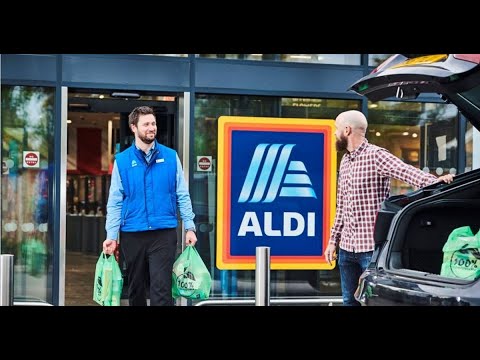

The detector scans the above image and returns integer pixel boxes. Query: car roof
[349,54,480,130]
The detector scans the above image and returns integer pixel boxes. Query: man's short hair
[128,106,155,127]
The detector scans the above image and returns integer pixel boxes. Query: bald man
[326,110,454,306]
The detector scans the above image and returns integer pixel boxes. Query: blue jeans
[338,249,373,306]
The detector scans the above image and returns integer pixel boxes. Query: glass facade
[198,54,361,65]
[466,121,474,171]
[192,94,361,299]
[368,54,393,67]
[1,85,55,303]
[367,100,459,195]
[280,54,360,65]
[191,95,461,301]
[138,54,188,57]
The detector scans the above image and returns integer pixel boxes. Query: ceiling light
[111,92,141,99]
[69,103,90,108]
[289,55,312,60]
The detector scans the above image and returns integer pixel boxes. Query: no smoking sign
[23,151,40,168]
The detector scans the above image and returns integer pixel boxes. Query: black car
[349,54,480,305]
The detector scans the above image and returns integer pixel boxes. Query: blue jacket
[115,140,178,232]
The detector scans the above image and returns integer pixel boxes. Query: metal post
[0,254,14,306]
[255,247,270,306]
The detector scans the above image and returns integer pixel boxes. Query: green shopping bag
[440,226,480,280]
[93,253,123,306]
[21,238,47,277]
[172,246,211,300]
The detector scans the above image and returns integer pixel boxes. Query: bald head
[335,110,368,136]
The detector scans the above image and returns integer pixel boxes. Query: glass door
[65,89,178,305]
[1,85,55,305]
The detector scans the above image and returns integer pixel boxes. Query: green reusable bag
[440,226,480,280]
[93,253,123,306]
[172,246,211,300]
[21,238,47,277]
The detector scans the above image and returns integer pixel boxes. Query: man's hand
[438,174,454,184]
[325,243,337,265]
[103,239,117,255]
[185,230,197,246]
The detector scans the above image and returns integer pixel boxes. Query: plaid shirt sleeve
[375,148,439,188]
[329,165,345,246]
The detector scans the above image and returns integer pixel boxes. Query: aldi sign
[217,116,336,270]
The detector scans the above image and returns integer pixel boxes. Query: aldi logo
[217,116,336,270]
[238,144,316,203]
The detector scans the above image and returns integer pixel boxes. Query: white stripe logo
[238,144,316,203]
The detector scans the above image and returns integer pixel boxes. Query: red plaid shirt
[329,139,439,253]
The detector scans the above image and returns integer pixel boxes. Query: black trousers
[120,228,178,306]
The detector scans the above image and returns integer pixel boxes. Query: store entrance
[64,89,178,305]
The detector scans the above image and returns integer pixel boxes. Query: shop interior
[65,89,177,305]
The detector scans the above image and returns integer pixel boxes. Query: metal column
[0,255,14,306]
[255,247,270,306]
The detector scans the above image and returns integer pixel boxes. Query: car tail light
[453,54,480,64]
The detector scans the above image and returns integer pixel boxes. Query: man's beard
[335,135,348,152]
[138,132,155,144]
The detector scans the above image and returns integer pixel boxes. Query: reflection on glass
[368,54,393,67]
[137,54,188,57]
[281,54,361,65]
[368,100,458,195]
[465,122,474,171]
[197,54,361,65]
[198,54,279,61]
[193,94,361,301]
[1,85,55,304]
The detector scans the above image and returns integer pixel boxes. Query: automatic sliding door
[1,85,55,304]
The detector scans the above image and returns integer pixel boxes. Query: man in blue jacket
[103,106,197,306]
